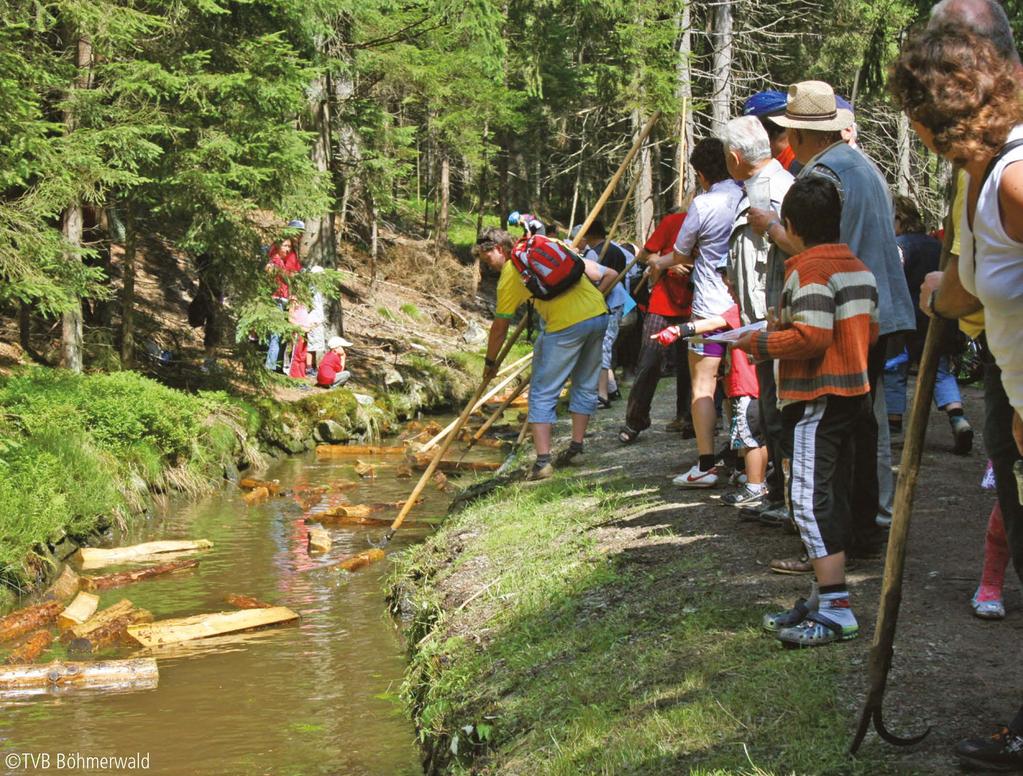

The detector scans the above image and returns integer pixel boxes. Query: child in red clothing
[316,336,352,388]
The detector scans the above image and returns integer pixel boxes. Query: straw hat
[770,81,854,132]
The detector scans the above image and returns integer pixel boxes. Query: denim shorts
[528,314,608,424]
[601,306,623,370]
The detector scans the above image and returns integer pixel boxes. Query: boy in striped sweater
[736,177,879,647]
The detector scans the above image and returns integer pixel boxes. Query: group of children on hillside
[263,223,352,389]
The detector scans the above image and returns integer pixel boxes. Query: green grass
[393,197,503,253]
[391,475,904,776]
[400,302,423,320]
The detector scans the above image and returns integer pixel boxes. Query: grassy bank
[391,469,902,775]
[0,351,478,608]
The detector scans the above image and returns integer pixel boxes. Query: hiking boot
[608,389,622,401]
[527,462,554,481]
[721,485,765,508]
[672,465,719,488]
[777,611,859,648]
[972,588,1007,620]
[763,596,815,632]
[956,726,1023,772]
[555,443,584,467]
[951,415,974,455]
[665,416,693,434]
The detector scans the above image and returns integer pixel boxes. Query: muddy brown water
[0,443,501,775]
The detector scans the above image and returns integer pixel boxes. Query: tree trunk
[120,226,137,367]
[632,110,655,242]
[435,154,450,255]
[498,138,510,229]
[368,188,378,290]
[709,0,733,137]
[19,302,31,352]
[675,4,695,205]
[302,69,338,270]
[61,34,93,373]
[896,111,912,196]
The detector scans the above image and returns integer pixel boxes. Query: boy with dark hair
[736,176,879,646]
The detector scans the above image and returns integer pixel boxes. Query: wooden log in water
[126,607,300,647]
[48,565,80,602]
[4,630,54,665]
[354,461,377,478]
[243,486,270,505]
[80,559,199,591]
[238,478,282,495]
[411,454,501,473]
[58,592,100,630]
[307,526,332,554]
[315,444,407,458]
[224,594,274,610]
[76,607,154,652]
[433,472,452,492]
[63,600,134,643]
[75,540,213,570]
[0,602,62,644]
[311,511,393,527]
[0,658,159,690]
[330,479,360,491]
[330,549,386,573]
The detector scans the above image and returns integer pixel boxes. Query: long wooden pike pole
[466,373,530,448]
[848,178,961,754]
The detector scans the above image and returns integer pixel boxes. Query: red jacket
[317,349,346,386]
[268,245,301,300]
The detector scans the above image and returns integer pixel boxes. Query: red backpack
[510,235,585,301]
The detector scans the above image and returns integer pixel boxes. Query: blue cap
[507,211,521,225]
[835,95,854,114]
[742,90,788,117]
[287,219,305,230]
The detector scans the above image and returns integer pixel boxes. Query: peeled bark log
[0,602,62,643]
[64,600,133,642]
[76,540,212,570]
[224,594,274,610]
[243,487,270,506]
[411,454,501,473]
[354,462,376,478]
[58,592,100,630]
[307,526,332,553]
[315,445,406,458]
[80,559,199,592]
[331,549,386,573]
[238,478,282,495]
[311,511,393,527]
[76,608,154,651]
[0,658,158,690]
[48,565,80,602]
[5,631,53,664]
[126,607,300,647]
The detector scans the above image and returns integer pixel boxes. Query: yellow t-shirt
[495,260,607,333]
[951,169,985,338]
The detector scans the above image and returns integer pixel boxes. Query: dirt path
[561,373,1020,773]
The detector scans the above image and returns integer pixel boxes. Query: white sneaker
[672,464,719,488]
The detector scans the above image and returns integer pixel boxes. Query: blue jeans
[883,354,962,415]
[601,306,623,370]
[528,314,608,424]
[264,299,287,371]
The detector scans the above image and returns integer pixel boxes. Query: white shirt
[959,123,1023,415]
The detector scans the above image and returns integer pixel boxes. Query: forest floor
[393,370,1020,775]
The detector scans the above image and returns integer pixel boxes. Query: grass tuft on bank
[391,473,900,775]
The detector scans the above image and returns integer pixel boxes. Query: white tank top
[959,123,1023,415]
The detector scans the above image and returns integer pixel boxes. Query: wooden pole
[596,170,642,266]
[467,373,530,447]
[572,112,660,248]
[848,175,962,753]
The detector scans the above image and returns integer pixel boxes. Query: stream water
[0,441,497,775]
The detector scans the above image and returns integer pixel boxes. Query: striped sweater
[749,243,879,406]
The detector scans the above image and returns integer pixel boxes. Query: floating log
[0,602,62,644]
[48,566,80,602]
[307,526,332,554]
[224,594,274,610]
[80,559,199,592]
[330,479,360,491]
[395,464,413,479]
[75,540,213,570]
[411,454,501,473]
[126,607,300,648]
[315,444,407,458]
[433,472,452,492]
[335,549,386,572]
[4,631,54,665]
[243,487,270,505]
[0,659,159,690]
[238,478,282,495]
[311,511,393,527]
[75,607,153,652]
[354,461,376,478]
[63,600,133,642]
[58,592,100,630]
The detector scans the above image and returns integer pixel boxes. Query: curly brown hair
[890,23,1023,165]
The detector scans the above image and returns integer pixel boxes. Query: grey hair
[930,0,1020,63]
[720,115,772,165]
